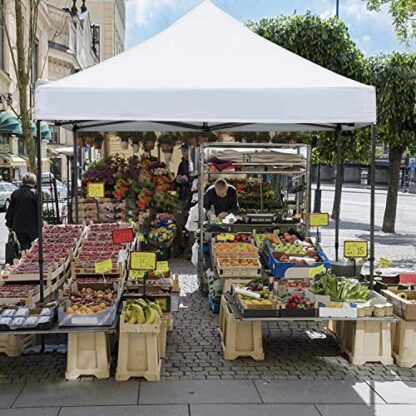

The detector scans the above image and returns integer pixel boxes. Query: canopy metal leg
[36,120,44,302]
[72,125,79,224]
[370,124,377,290]
[335,125,342,261]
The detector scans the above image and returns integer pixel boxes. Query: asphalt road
[0,186,415,270]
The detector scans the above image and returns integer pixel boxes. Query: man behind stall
[203,179,239,220]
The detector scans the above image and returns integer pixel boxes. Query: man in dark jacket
[204,179,239,219]
[6,173,39,251]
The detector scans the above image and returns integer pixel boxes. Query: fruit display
[254,233,280,250]
[218,258,259,268]
[283,294,315,310]
[0,283,40,304]
[73,223,127,269]
[65,287,117,315]
[121,299,163,325]
[2,225,84,277]
[215,233,252,243]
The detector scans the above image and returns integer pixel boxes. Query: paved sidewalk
[1,379,416,415]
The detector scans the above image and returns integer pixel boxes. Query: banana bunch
[122,299,163,325]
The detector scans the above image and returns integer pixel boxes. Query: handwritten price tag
[156,261,170,274]
[344,241,368,258]
[130,251,156,271]
[309,213,329,228]
[130,269,145,279]
[87,183,105,198]
[95,258,112,274]
[112,228,134,245]
[308,264,325,277]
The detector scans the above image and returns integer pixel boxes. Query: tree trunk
[331,160,344,220]
[15,0,36,173]
[382,146,403,233]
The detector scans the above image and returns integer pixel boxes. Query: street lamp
[336,0,340,18]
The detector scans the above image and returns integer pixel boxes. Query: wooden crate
[216,258,262,278]
[115,316,161,382]
[392,317,416,368]
[340,320,393,366]
[158,314,169,358]
[71,262,124,278]
[218,295,264,361]
[65,332,110,380]
[382,289,416,321]
[166,313,174,332]
[212,240,259,260]
[0,334,34,357]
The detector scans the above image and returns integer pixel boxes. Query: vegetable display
[312,274,369,302]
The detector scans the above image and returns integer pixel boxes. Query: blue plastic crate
[265,240,330,279]
[208,297,221,313]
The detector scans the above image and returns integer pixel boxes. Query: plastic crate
[267,248,330,279]
[208,297,220,314]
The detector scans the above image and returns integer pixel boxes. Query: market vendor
[203,179,239,220]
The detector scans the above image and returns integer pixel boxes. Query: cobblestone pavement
[1,258,416,384]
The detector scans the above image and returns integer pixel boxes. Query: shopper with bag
[5,173,39,252]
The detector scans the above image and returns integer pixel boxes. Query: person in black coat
[204,179,239,219]
[6,173,39,251]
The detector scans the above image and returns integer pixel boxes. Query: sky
[125,0,415,57]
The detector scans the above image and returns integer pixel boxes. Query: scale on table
[244,213,275,224]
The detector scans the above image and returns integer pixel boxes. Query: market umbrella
[0,111,23,135]
[31,121,52,140]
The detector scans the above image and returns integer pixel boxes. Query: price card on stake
[308,264,325,277]
[309,213,329,228]
[87,182,105,198]
[112,228,134,245]
[344,241,368,258]
[130,269,145,279]
[95,258,112,274]
[130,251,157,271]
[156,261,169,274]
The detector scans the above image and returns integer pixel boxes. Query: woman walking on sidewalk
[5,173,39,251]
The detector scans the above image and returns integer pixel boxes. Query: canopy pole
[369,124,377,290]
[72,125,79,224]
[335,125,342,261]
[198,145,204,289]
[36,120,44,302]
[67,156,71,223]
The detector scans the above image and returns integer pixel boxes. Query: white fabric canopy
[35,0,376,132]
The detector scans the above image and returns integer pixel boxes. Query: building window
[51,126,60,144]
[91,24,100,60]
[0,0,4,70]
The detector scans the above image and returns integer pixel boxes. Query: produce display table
[220,294,395,365]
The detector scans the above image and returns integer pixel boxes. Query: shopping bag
[5,231,20,264]
[191,241,199,266]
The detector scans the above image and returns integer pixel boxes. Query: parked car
[0,181,18,211]
[41,173,68,201]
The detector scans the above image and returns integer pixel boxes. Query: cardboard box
[382,289,416,321]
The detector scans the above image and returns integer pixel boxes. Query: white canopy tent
[33,0,378,300]
[35,1,376,132]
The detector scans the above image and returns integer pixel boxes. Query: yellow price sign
[156,261,170,274]
[309,213,329,228]
[344,241,368,258]
[95,258,112,274]
[87,182,105,198]
[130,251,156,271]
[308,264,325,277]
[130,269,145,279]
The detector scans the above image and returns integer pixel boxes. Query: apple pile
[215,233,251,243]
[0,283,39,300]
[285,294,315,310]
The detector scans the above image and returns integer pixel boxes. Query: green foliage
[249,13,371,165]
[367,0,416,41]
[368,52,416,151]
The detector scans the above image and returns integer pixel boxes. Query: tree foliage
[367,0,416,41]
[248,13,371,166]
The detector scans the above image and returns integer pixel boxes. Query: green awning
[31,121,52,140]
[0,111,23,135]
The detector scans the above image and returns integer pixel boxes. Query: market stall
[25,0,404,373]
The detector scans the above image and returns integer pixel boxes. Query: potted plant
[158,134,177,154]
[142,132,157,152]
[118,132,133,150]
[198,132,217,145]
[78,132,94,146]
[93,133,104,150]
